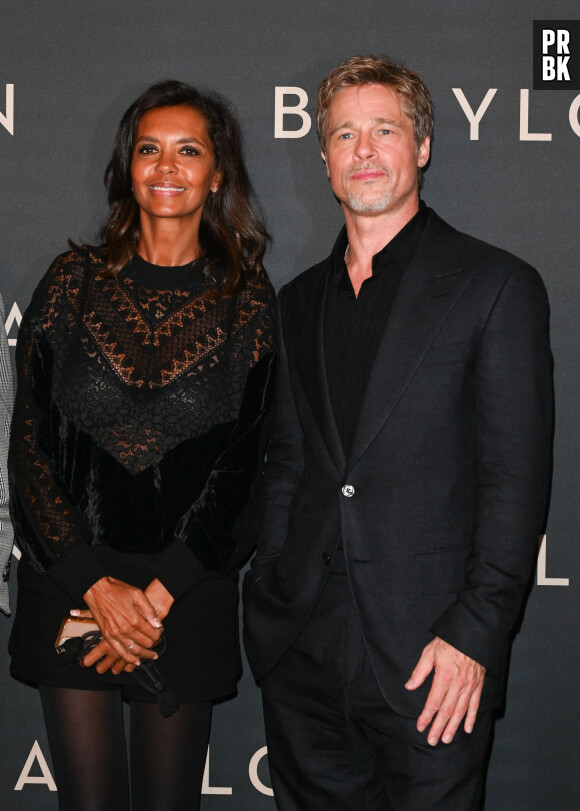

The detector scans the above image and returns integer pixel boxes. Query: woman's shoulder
[44,247,105,282]
[231,270,276,356]
[238,267,276,311]
[25,248,106,326]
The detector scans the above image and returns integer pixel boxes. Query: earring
[211,186,218,193]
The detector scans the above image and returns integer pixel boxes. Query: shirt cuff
[147,540,210,601]
[48,544,108,605]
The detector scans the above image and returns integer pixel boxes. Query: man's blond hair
[316,54,433,166]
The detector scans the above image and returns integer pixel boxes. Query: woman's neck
[136,217,201,266]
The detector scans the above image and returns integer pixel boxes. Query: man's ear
[321,149,329,176]
[417,136,430,168]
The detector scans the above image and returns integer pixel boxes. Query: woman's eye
[137,145,157,155]
[180,146,199,156]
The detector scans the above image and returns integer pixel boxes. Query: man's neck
[343,199,420,297]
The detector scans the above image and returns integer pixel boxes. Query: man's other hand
[405,637,486,746]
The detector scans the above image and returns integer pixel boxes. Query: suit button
[322,553,331,565]
[342,484,355,497]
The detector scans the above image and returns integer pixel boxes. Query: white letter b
[274,87,311,138]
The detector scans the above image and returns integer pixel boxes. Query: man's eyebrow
[328,117,401,137]
[371,117,401,127]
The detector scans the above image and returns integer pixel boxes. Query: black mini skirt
[9,545,241,703]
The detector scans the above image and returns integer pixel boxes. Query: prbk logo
[534,20,580,89]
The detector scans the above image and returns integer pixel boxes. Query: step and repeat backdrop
[0,1,578,808]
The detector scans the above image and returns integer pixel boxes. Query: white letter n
[1,84,14,135]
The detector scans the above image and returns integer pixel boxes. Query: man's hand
[405,637,486,746]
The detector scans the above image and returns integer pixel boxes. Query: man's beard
[346,188,393,214]
[345,163,392,214]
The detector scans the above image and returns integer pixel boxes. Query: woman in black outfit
[8,81,275,810]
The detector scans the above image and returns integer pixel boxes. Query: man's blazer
[244,208,553,715]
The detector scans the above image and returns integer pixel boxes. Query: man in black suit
[244,55,553,809]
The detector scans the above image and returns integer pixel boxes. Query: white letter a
[14,740,58,792]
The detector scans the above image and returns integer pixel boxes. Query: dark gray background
[0,1,578,808]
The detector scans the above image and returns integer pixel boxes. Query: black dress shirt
[324,204,429,457]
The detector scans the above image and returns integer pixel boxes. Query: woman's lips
[148,183,186,194]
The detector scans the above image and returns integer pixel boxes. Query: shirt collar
[330,201,429,287]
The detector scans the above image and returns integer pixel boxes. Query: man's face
[322,83,430,220]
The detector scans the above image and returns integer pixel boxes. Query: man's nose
[355,132,376,160]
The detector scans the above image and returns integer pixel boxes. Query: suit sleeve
[430,262,553,675]
[251,288,305,570]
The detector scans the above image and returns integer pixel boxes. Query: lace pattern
[9,250,275,570]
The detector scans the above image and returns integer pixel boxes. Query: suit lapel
[348,214,474,469]
[284,265,346,474]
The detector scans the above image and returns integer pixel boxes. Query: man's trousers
[260,572,493,811]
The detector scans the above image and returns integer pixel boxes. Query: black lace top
[9,250,276,603]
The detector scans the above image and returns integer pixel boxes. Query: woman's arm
[146,277,277,600]
[8,256,109,601]
[9,256,162,671]
[73,276,276,672]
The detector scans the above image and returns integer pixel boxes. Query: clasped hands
[72,576,174,676]
[405,636,486,746]
[77,581,485,742]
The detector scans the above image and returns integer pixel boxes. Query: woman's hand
[144,578,175,621]
[76,576,163,673]
[71,578,174,675]
[80,639,138,676]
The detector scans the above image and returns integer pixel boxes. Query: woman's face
[131,104,221,230]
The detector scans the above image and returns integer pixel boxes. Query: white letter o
[249,746,274,796]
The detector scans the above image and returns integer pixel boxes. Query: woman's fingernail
[70,609,81,617]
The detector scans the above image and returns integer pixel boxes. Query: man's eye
[379,129,392,135]
[338,133,352,140]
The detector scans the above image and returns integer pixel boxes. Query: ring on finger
[125,641,136,651]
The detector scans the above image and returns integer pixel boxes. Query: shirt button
[342,484,355,497]
[322,553,331,565]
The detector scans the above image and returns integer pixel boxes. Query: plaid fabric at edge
[0,293,14,614]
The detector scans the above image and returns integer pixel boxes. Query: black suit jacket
[244,208,553,715]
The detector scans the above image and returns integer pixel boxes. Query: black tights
[39,686,211,811]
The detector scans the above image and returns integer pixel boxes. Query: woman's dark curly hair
[97,80,269,297]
